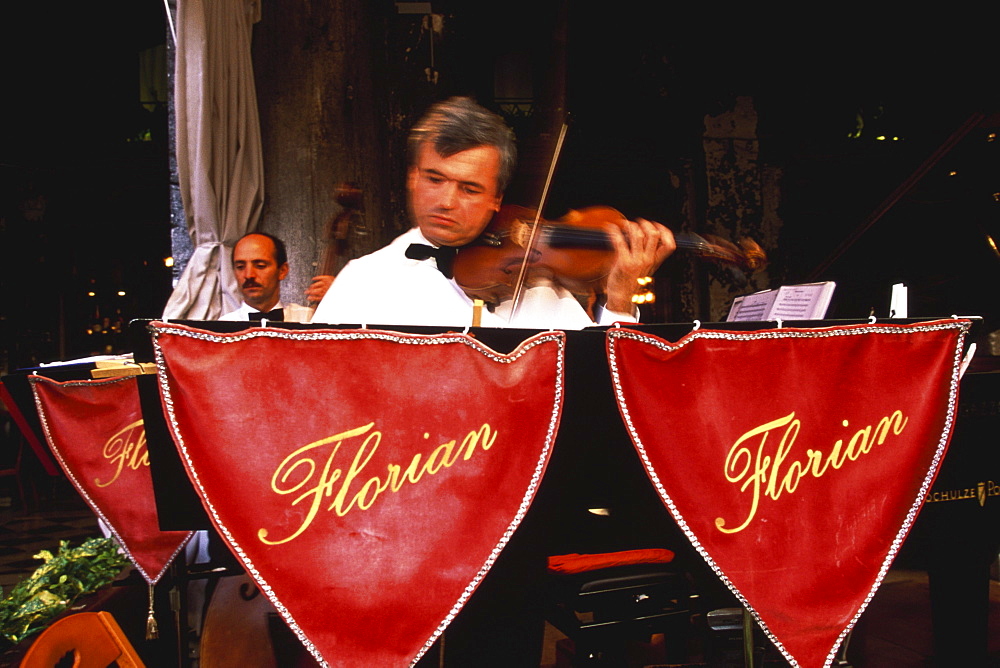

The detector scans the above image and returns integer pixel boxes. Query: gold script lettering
[95,420,148,488]
[715,410,907,534]
[258,423,498,546]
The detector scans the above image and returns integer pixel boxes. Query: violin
[452,204,767,307]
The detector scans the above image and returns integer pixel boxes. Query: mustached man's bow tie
[405,243,458,279]
[248,308,284,322]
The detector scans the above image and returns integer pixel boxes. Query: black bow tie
[405,243,458,278]
[248,308,284,322]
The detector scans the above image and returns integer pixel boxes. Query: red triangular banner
[607,320,969,668]
[148,323,565,667]
[30,375,192,584]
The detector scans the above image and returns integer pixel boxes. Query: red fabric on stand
[29,375,192,584]
[150,323,565,667]
[607,320,969,668]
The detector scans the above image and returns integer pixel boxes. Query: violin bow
[508,122,569,323]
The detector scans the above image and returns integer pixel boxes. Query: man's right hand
[305,275,335,304]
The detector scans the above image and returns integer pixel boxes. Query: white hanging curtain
[163,0,264,319]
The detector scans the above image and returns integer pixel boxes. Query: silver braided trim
[147,322,558,363]
[607,319,971,668]
[148,322,566,667]
[27,374,191,586]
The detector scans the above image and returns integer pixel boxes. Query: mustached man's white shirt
[219,301,314,323]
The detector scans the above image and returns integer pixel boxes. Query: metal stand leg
[742,608,754,668]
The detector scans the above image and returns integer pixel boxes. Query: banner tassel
[146,583,159,640]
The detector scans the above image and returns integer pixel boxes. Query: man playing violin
[310,97,675,666]
[311,96,676,328]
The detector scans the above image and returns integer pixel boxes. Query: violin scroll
[676,231,768,274]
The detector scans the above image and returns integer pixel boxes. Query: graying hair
[408,97,517,194]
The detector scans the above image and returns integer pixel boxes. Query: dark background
[1,3,997,368]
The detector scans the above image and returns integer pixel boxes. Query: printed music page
[727,281,836,322]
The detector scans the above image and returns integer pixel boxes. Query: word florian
[96,420,148,487]
[716,410,908,534]
[258,422,497,545]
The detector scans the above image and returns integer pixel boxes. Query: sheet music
[727,282,836,322]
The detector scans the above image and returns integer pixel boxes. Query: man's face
[232,234,288,311]
[407,143,503,247]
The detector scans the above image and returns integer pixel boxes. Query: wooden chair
[19,611,145,668]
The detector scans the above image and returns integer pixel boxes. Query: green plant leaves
[0,537,129,646]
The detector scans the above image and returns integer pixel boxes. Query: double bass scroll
[308,182,364,306]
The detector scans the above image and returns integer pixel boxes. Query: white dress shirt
[312,228,636,329]
[219,301,314,323]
